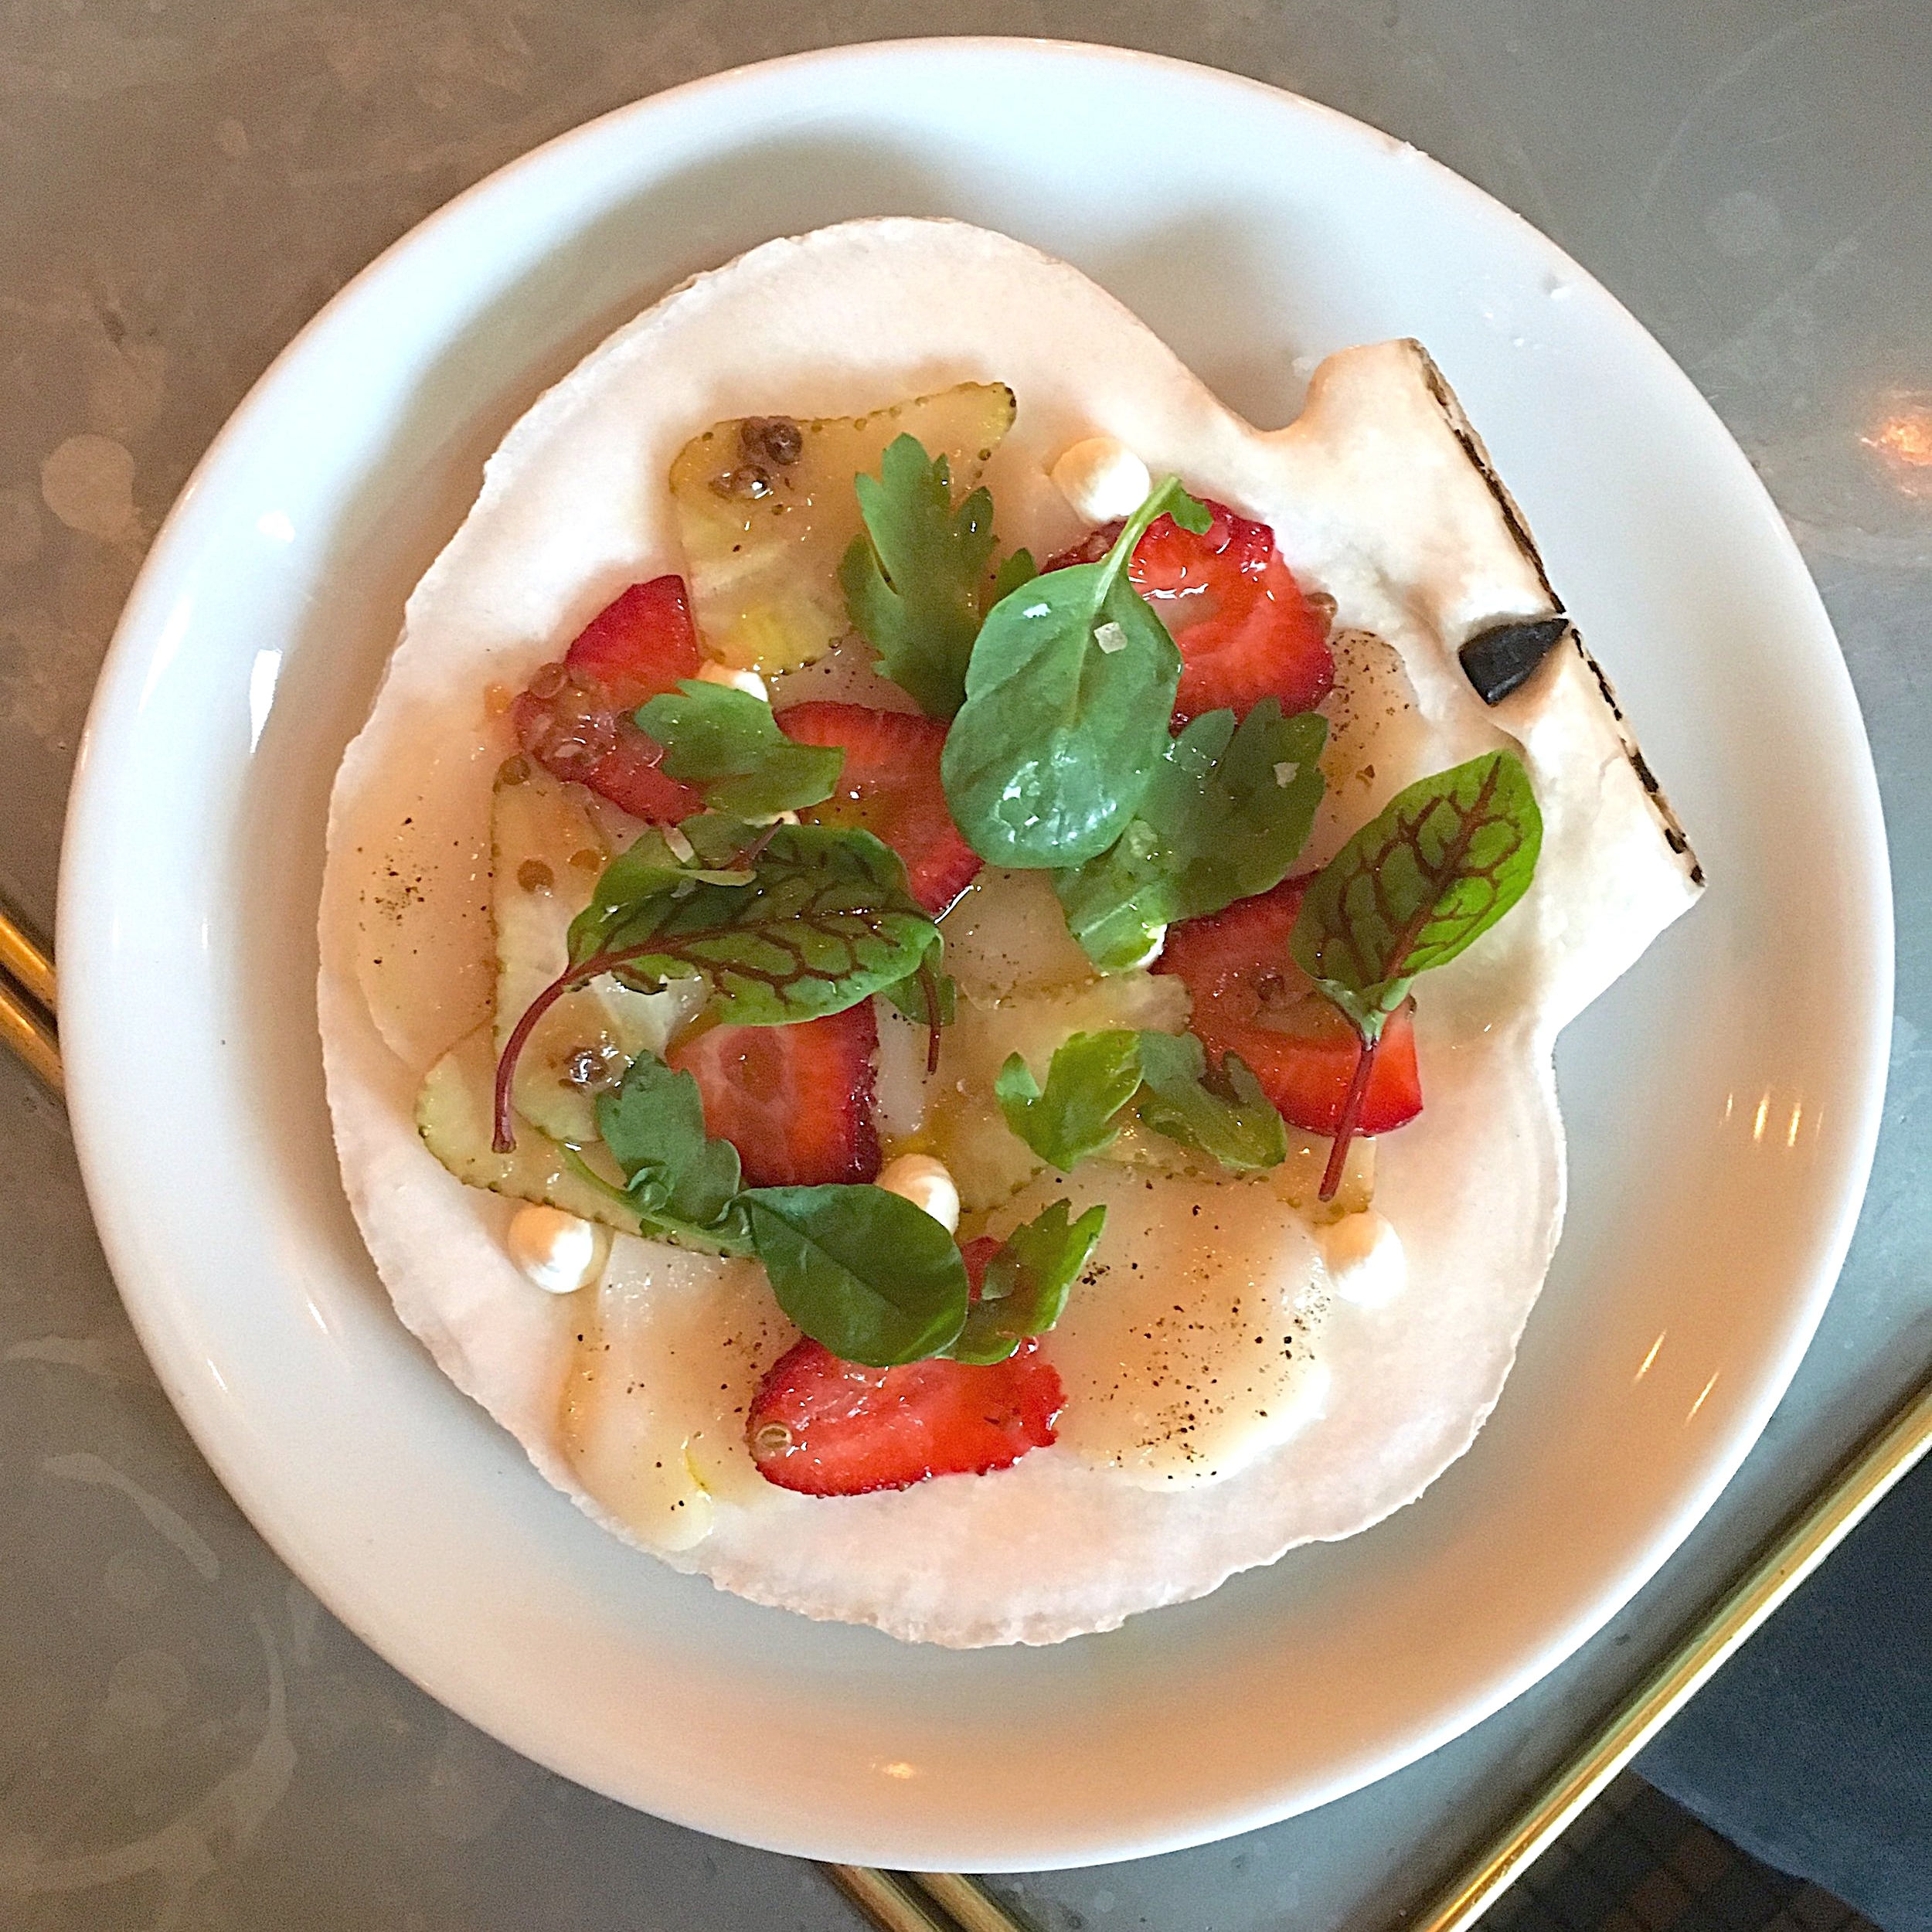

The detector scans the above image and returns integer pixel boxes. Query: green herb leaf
[566,821,944,1026]
[994,1029,1144,1172]
[594,1050,745,1235]
[1132,1033,1287,1172]
[881,964,957,1029]
[1055,702,1329,971]
[1291,748,1543,1042]
[743,1184,970,1366]
[839,435,1026,720]
[634,681,843,819]
[949,1199,1106,1366]
[940,478,1209,868]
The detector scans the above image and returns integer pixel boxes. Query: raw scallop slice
[319,218,1699,1648]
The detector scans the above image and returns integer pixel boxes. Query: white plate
[58,40,1890,1870]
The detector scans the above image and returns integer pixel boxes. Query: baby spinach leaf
[948,1199,1106,1366]
[743,1184,970,1367]
[1055,702,1329,971]
[995,1029,1144,1172]
[940,478,1209,869]
[1291,748,1543,1043]
[634,681,843,819]
[839,435,1029,720]
[1133,1033,1287,1173]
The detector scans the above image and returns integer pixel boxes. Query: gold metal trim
[1407,1366,1932,1931]
[905,1872,1036,1932]
[0,904,59,1095]
[13,893,1918,1932]
[823,1866,969,1932]
[0,903,56,1012]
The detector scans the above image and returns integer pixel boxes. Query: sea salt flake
[1274,760,1300,787]
[1094,621,1128,655]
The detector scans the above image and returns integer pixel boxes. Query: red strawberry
[1047,500,1334,724]
[513,578,706,823]
[778,702,982,914]
[1155,877,1422,1138]
[563,575,702,709]
[668,1003,881,1188]
[747,1334,1064,1496]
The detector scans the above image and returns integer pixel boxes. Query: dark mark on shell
[1459,615,1572,706]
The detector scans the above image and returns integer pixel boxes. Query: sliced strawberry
[563,575,702,710]
[747,1334,1063,1496]
[512,692,703,824]
[959,1236,1002,1297]
[1155,877,1422,1138]
[1047,500,1333,724]
[668,1002,881,1188]
[510,577,706,824]
[777,701,981,914]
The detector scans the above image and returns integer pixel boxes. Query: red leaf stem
[1318,1029,1383,1202]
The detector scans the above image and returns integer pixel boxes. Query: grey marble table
[3,4,1927,1927]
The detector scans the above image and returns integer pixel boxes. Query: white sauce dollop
[1318,1209,1406,1308]
[507,1203,605,1295]
[695,660,770,702]
[875,1154,961,1233]
[1051,437,1152,523]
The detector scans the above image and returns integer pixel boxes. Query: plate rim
[55,35,1894,1869]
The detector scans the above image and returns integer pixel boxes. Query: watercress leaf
[995,1029,1143,1171]
[1056,702,1329,971]
[743,1184,970,1366]
[1133,1034,1287,1172]
[578,823,944,1026]
[1291,749,1543,1041]
[634,681,843,819]
[949,1199,1106,1366]
[940,476,1209,869]
[839,435,1006,720]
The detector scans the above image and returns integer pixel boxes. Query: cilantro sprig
[940,478,1210,868]
[1055,700,1328,971]
[948,1199,1107,1366]
[839,435,1035,719]
[1291,748,1543,1196]
[995,1029,1287,1175]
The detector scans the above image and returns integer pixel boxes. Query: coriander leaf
[1055,702,1329,971]
[1291,749,1543,1042]
[949,1199,1106,1365]
[1133,1034,1287,1172]
[988,546,1039,607]
[995,1029,1143,1171]
[634,682,842,818]
[743,1184,969,1366]
[840,435,1020,719]
[940,478,1209,868]
[594,1049,744,1232]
